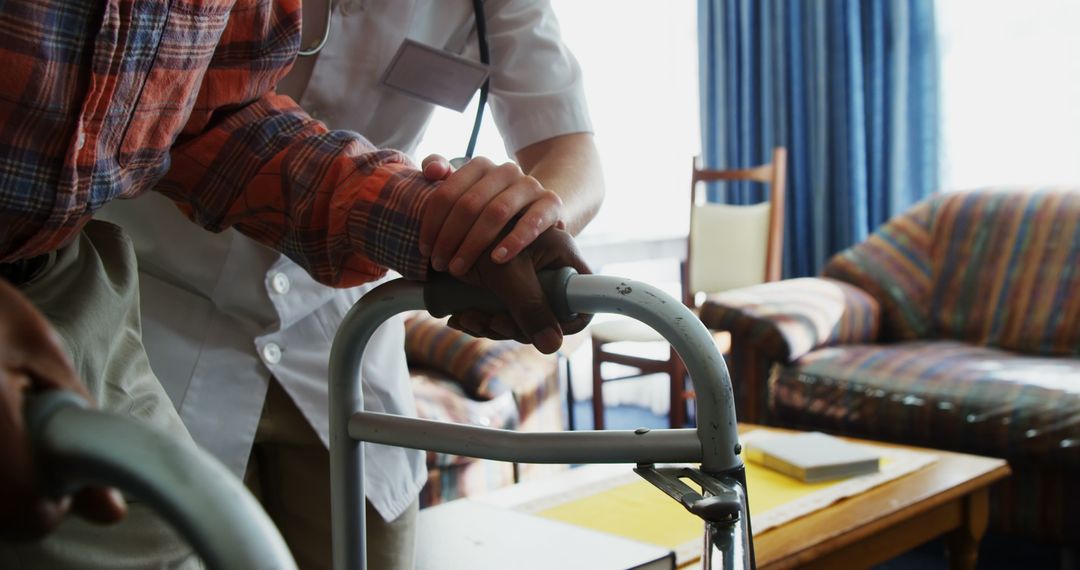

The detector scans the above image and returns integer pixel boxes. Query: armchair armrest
[404,313,519,401]
[697,277,881,363]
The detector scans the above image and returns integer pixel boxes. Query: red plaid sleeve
[159,92,434,286]
[155,1,434,286]
[0,0,433,286]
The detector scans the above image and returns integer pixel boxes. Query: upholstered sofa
[403,313,565,507]
[698,188,1080,544]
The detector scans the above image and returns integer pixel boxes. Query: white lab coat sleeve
[479,0,595,156]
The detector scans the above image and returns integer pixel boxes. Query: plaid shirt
[0,0,433,285]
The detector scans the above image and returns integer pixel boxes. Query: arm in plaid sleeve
[153,0,433,287]
[158,92,434,287]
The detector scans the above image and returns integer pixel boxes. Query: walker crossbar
[351,411,702,464]
[330,269,752,570]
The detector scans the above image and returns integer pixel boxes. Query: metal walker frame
[330,269,754,569]
[28,269,754,569]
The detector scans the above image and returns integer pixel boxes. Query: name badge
[381,38,490,112]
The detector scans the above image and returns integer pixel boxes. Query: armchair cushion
[698,277,881,362]
[769,340,1080,467]
[404,313,518,400]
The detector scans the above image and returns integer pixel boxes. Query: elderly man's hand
[445,227,591,354]
[419,154,565,278]
[0,280,126,541]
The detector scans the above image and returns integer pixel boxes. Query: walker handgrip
[25,391,297,570]
[423,266,577,321]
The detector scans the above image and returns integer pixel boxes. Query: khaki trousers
[0,221,417,569]
[0,222,202,569]
[246,379,418,570]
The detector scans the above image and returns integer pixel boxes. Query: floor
[568,400,1073,570]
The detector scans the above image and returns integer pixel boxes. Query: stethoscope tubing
[297,0,333,57]
[298,1,489,163]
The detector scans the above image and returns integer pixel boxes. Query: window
[937,0,1080,189]
[413,0,701,240]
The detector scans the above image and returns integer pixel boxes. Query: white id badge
[381,38,490,112]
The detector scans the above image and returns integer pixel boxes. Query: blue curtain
[698,0,939,277]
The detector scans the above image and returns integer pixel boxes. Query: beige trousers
[246,379,419,570]
[0,222,202,569]
[0,221,418,569]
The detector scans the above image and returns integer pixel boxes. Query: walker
[28,268,754,570]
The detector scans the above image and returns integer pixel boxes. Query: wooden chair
[589,148,786,429]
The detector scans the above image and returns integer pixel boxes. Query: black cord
[465,0,489,160]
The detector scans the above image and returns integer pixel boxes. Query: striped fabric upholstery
[410,371,521,468]
[769,340,1080,542]
[826,189,1080,354]
[823,199,934,341]
[770,341,1080,463]
[927,190,1080,355]
[404,313,518,400]
[404,313,564,506]
[699,277,881,362]
[411,370,518,506]
[419,450,516,508]
[404,313,562,424]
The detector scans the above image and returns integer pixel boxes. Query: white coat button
[271,272,291,294]
[76,132,86,150]
[261,343,282,365]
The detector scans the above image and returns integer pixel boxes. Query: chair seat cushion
[590,318,666,343]
[591,317,733,354]
[769,340,1080,466]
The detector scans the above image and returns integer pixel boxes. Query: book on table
[744,431,881,483]
[457,435,934,567]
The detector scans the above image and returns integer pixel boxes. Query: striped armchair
[403,313,565,507]
[699,189,1080,544]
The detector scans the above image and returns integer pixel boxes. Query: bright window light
[937,0,1080,189]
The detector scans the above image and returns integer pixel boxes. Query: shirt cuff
[346,166,434,282]
[493,96,594,157]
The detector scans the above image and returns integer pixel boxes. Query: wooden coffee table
[472,425,1010,570]
[749,429,1010,570]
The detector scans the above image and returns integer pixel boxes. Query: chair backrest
[684,148,787,306]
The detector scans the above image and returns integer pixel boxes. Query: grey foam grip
[422,267,577,321]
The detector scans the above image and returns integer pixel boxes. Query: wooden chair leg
[591,341,606,430]
[668,347,686,428]
[559,352,576,431]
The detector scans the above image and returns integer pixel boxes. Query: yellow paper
[538,477,702,549]
[535,460,884,549]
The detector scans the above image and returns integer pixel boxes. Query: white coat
[98,0,592,521]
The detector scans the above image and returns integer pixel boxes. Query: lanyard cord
[464,0,489,160]
[301,1,488,159]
